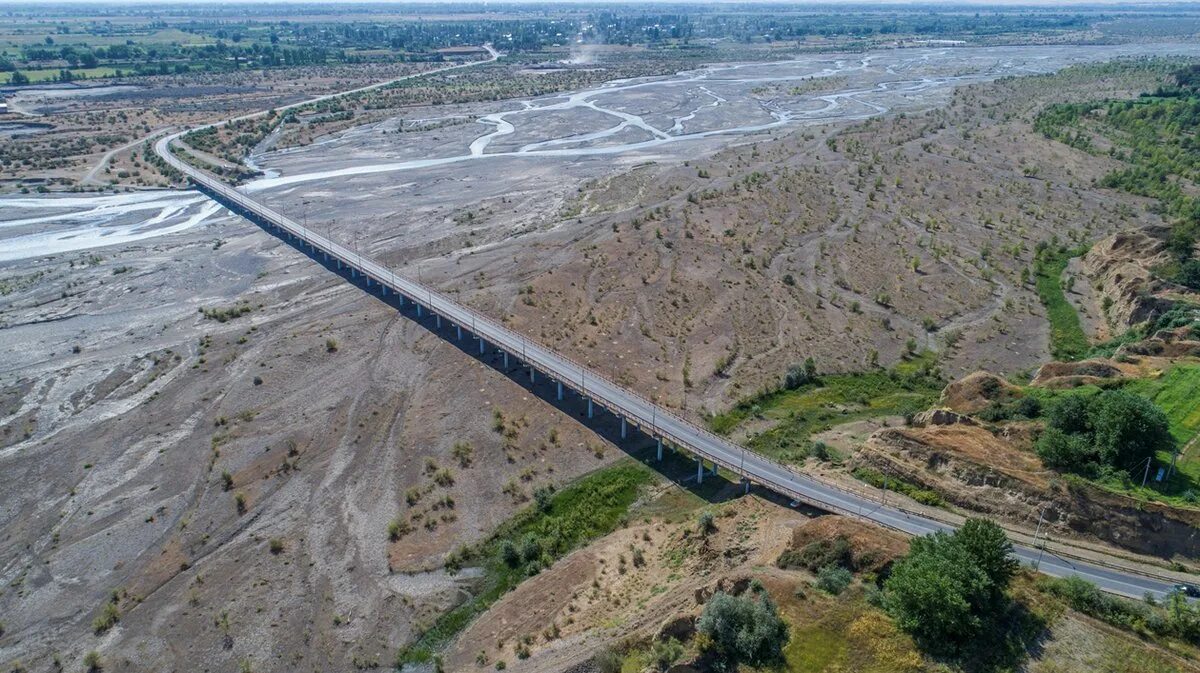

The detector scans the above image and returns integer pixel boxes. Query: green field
[1033,245,1090,362]
[0,27,213,48]
[1126,364,1200,483]
[709,352,943,464]
[0,67,119,83]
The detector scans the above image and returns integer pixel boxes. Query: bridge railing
[169,140,1186,592]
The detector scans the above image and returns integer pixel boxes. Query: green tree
[1035,427,1096,473]
[1037,390,1174,475]
[956,519,1019,595]
[1045,394,1092,436]
[1089,390,1174,468]
[883,519,1017,653]
[884,533,990,648]
[697,591,789,667]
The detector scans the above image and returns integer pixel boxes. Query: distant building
[0,101,8,114]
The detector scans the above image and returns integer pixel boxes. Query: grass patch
[1033,244,1090,362]
[851,466,945,507]
[395,460,656,665]
[709,352,942,464]
[1123,363,1200,500]
[785,619,849,672]
[779,593,923,673]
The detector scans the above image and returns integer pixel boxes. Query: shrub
[520,534,542,564]
[697,591,789,667]
[268,538,284,555]
[325,338,338,352]
[92,600,120,634]
[784,357,818,389]
[83,651,102,672]
[651,638,684,671]
[387,517,412,541]
[594,648,621,673]
[500,539,521,567]
[697,511,716,536]
[777,536,852,572]
[816,565,853,595]
[451,441,474,467]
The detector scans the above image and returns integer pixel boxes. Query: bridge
[154,63,1185,602]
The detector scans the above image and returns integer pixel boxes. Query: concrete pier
[657,437,663,461]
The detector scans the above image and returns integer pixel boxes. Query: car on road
[1172,584,1200,599]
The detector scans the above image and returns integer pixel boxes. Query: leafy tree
[1037,391,1174,475]
[1035,427,1097,473]
[884,533,990,648]
[956,519,1019,594]
[1044,394,1092,436]
[1089,391,1174,468]
[697,591,789,667]
[1180,260,1200,291]
[883,519,1016,653]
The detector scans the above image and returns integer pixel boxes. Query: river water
[3,43,1198,262]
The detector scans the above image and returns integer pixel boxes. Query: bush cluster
[1035,390,1174,477]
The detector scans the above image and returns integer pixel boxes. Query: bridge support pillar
[398,295,405,306]
[351,268,357,278]
[587,399,594,419]
[656,438,663,461]
[365,276,370,287]
[479,338,486,355]
[435,314,441,328]
[416,304,423,318]
[457,325,463,341]
[530,368,535,383]
[620,417,626,439]
[743,478,750,495]
[557,381,563,401]
[381,285,387,296]
[711,463,718,477]
[697,458,704,485]
[337,260,342,270]
[503,352,509,369]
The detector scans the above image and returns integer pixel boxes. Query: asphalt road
[155,52,1184,602]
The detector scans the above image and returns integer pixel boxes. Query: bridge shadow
[210,185,773,507]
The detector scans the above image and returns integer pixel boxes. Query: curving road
[156,49,1184,602]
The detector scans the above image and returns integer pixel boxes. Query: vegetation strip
[395,461,655,665]
[1032,243,1090,362]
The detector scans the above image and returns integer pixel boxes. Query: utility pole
[1142,456,1153,488]
[1032,506,1047,571]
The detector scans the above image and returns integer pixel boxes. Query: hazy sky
[12,0,1200,5]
